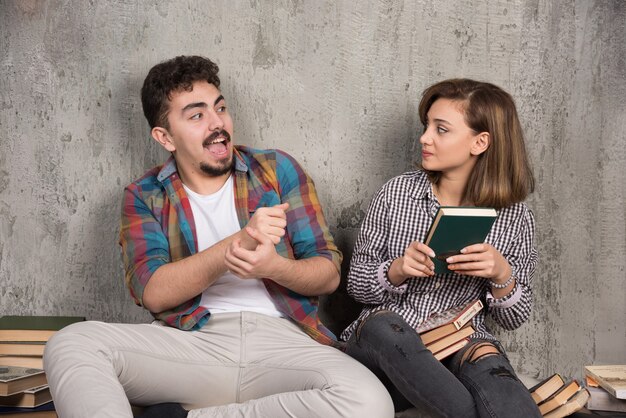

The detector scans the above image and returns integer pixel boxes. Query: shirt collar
[411,170,436,202]
[157,156,177,182]
[233,147,249,173]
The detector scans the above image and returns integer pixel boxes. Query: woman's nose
[419,129,431,144]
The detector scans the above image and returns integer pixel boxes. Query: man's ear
[151,127,176,152]
[470,132,490,156]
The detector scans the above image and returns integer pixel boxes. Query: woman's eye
[217,106,226,113]
[437,126,447,134]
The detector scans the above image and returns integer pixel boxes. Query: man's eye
[190,113,202,120]
[217,106,226,113]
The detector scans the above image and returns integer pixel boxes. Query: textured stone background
[1,0,624,381]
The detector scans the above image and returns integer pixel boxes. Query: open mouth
[203,131,231,157]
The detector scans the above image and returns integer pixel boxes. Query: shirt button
[424,295,430,300]
[435,282,441,289]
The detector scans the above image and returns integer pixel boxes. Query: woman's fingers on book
[410,248,435,276]
[458,243,488,254]
[402,253,435,277]
[446,244,511,280]
[415,242,436,258]
[408,242,436,264]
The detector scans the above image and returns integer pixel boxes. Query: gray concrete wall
[1,0,624,381]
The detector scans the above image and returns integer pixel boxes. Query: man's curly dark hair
[141,55,221,129]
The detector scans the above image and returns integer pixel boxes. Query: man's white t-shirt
[183,176,282,317]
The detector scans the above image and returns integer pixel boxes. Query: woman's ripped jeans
[345,311,542,418]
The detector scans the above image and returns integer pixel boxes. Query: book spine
[452,301,483,329]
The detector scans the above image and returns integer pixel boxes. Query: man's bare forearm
[270,256,340,296]
[142,233,239,313]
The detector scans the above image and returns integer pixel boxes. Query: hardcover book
[537,380,582,415]
[424,206,498,274]
[0,401,56,417]
[0,344,46,357]
[0,385,51,408]
[529,373,565,404]
[432,338,469,361]
[425,325,475,354]
[0,357,43,370]
[586,385,626,412]
[584,365,626,399]
[542,386,589,418]
[0,317,85,343]
[416,299,483,345]
[0,367,46,397]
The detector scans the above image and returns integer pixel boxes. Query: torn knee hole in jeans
[465,344,517,380]
[463,343,500,364]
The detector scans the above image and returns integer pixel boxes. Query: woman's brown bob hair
[418,79,534,209]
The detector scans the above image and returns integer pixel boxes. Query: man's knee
[44,321,107,370]
[46,321,100,348]
[335,369,395,418]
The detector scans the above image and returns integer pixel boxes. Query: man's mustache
[203,129,231,146]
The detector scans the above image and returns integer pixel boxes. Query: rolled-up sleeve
[346,183,404,304]
[488,208,538,330]
[119,185,170,307]
[275,150,342,271]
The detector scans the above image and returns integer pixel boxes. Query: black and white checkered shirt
[340,170,538,342]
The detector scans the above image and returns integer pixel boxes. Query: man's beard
[199,129,234,177]
[200,157,233,176]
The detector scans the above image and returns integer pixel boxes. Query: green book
[0,316,86,342]
[424,206,498,274]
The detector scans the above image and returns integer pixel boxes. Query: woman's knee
[460,341,501,364]
[452,340,519,382]
[356,311,419,346]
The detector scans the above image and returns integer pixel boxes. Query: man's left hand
[225,226,284,279]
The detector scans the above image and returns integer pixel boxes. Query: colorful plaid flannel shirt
[119,146,342,346]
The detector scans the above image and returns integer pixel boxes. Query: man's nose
[208,112,224,131]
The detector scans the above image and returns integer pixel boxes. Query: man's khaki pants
[44,311,394,418]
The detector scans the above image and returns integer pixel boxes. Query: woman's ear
[470,132,490,156]
[151,127,176,152]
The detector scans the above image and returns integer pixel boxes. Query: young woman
[341,79,541,417]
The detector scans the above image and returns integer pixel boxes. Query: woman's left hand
[445,243,511,284]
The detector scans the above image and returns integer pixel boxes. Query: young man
[43,55,393,418]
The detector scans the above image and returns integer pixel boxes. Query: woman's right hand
[387,241,435,285]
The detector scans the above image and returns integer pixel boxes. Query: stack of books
[416,299,482,360]
[528,373,589,417]
[0,366,55,417]
[0,316,85,417]
[584,365,626,413]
